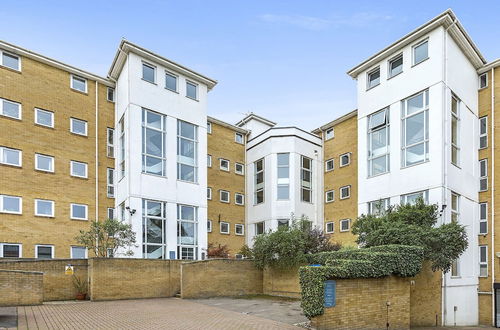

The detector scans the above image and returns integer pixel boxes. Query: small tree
[207,243,230,258]
[75,218,137,257]
[352,198,468,272]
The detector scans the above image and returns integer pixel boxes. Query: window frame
[479,116,488,150]
[220,221,230,234]
[235,132,244,144]
[186,80,198,100]
[207,154,212,168]
[401,90,429,168]
[70,160,88,178]
[107,207,115,220]
[254,158,265,205]
[368,107,390,177]
[207,122,212,134]
[0,195,22,214]
[35,153,55,173]
[479,202,488,235]
[70,75,88,93]
[119,116,125,178]
[325,221,334,234]
[340,185,351,200]
[401,190,428,205]
[35,245,54,259]
[142,62,156,84]
[70,117,88,136]
[479,245,488,278]
[70,246,88,259]
[235,193,245,206]
[412,38,429,66]
[142,108,167,177]
[107,168,115,198]
[479,73,488,89]
[480,159,488,192]
[388,53,403,78]
[177,120,199,183]
[368,198,389,216]
[0,146,22,167]
[325,190,335,203]
[339,153,351,167]
[165,71,178,92]
[107,87,115,102]
[325,128,334,140]
[450,192,459,222]
[235,223,244,236]
[301,156,313,203]
[34,199,55,217]
[235,162,244,175]
[0,243,22,258]
[219,158,230,172]
[255,221,265,235]
[325,158,334,172]
[366,66,380,90]
[207,219,212,233]
[70,203,88,221]
[207,187,212,200]
[34,108,54,128]
[107,128,115,158]
[340,219,351,232]
[0,98,22,120]
[277,153,290,201]
[1,50,21,71]
[219,190,230,203]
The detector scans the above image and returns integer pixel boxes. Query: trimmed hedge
[299,245,424,319]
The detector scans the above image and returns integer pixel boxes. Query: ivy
[299,245,424,319]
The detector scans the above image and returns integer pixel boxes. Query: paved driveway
[11,298,300,329]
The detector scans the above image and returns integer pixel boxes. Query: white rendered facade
[349,11,485,326]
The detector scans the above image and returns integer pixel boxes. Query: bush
[207,243,230,258]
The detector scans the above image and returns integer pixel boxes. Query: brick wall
[311,276,410,330]
[181,259,262,298]
[0,269,43,306]
[263,266,301,298]
[88,258,181,301]
[0,259,87,301]
[409,262,442,327]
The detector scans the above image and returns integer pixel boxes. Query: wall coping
[0,269,44,275]
[182,258,254,265]
[0,258,87,264]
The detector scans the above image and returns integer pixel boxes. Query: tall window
[451,259,460,277]
[277,153,289,200]
[451,95,460,166]
[301,156,312,202]
[451,192,459,222]
[143,199,167,259]
[186,81,198,100]
[402,90,429,167]
[479,116,488,149]
[107,128,115,158]
[254,158,264,204]
[479,202,488,235]
[479,245,488,277]
[368,198,389,216]
[479,73,488,89]
[368,108,389,176]
[479,159,488,192]
[107,87,115,102]
[388,54,403,78]
[119,117,125,178]
[177,120,198,182]
[177,204,198,260]
[142,109,167,176]
[107,168,115,198]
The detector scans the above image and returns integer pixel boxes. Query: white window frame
[219,158,230,171]
[70,160,88,178]
[207,122,212,134]
[107,207,115,220]
[1,50,21,71]
[0,98,22,120]
[479,202,488,235]
[340,219,351,232]
[107,87,115,102]
[186,80,198,100]
[451,94,460,167]
[35,245,54,259]
[119,116,125,178]
[479,116,488,150]
[235,132,244,144]
[0,243,22,258]
[165,71,178,92]
[368,107,390,177]
[143,109,167,177]
[235,193,245,206]
[277,153,289,201]
[325,221,334,234]
[412,39,429,66]
[35,153,55,173]
[451,192,459,222]
[0,195,22,214]
[34,108,54,128]
[254,158,265,205]
[70,118,88,136]
[70,75,88,93]
[207,154,212,167]
[142,62,156,84]
[70,246,88,259]
[480,159,488,192]
[388,53,403,78]
[479,245,488,278]
[207,187,212,200]
[325,159,334,172]
[219,190,230,203]
[235,162,244,175]
[401,190,429,205]
[177,119,199,183]
[255,221,265,235]
[34,199,55,217]
[368,198,389,216]
[70,203,88,221]
[107,168,115,198]
[479,73,488,89]
[325,190,334,203]
[220,221,230,234]
[451,258,460,278]
[366,67,380,90]
[0,147,22,167]
[301,156,313,203]
[107,128,115,158]
[235,223,244,236]
[340,185,351,200]
[325,128,334,140]
[207,220,212,233]
[401,90,429,168]
[339,153,351,167]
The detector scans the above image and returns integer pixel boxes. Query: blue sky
[2,1,499,130]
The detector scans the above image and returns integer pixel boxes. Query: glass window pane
[146,111,162,129]
[179,164,195,182]
[302,188,311,202]
[371,156,387,176]
[36,200,52,216]
[414,41,428,64]
[146,128,163,156]
[277,153,289,166]
[37,246,52,259]
[72,205,86,218]
[71,119,86,135]
[146,201,162,217]
[3,100,20,118]
[277,167,289,179]
[480,222,487,234]
[145,245,163,259]
[369,110,386,129]
[368,69,380,88]
[166,73,177,91]
[186,82,197,99]
[179,121,196,139]
[480,204,487,220]
[36,109,53,126]
[146,218,163,243]
[72,77,86,92]
[144,156,163,175]
[36,155,53,171]
[406,93,425,115]
[277,185,289,200]
[3,196,20,212]
[370,128,387,157]
[3,245,19,258]
[71,247,86,259]
[143,64,155,82]
[4,149,20,165]
[405,112,425,145]
[405,143,425,166]
[179,222,195,244]
[390,56,403,76]
[179,139,195,162]
[2,53,19,70]
[72,162,87,177]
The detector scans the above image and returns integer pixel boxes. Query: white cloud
[259,14,332,31]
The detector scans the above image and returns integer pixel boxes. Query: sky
[1,1,500,130]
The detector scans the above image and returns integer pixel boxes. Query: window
[70,161,88,178]
[401,190,428,205]
[71,246,87,259]
[36,245,53,259]
[326,222,334,234]
[207,187,212,200]
[107,168,115,197]
[368,199,389,216]
[165,72,177,92]
[235,193,244,205]
[177,120,198,182]
[340,153,350,167]
[480,159,488,192]
[219,158,230,171]
[119,203,125,221]
[143,109,167,176]
[119,117,125,178]
[451,259,460,277]
[207,220,212,232]
[107,87,115,102]
[325,128,334,140]
[142,62,156,83]
[388,54,403,78]
[255,158,265,204]
[402,90,429,167]
[207,155,212,167]
[220,222,230,234]
[479,202,488,235]
[0,147,21,167]
[235,163,244,175]
[70,118,88,136]
[0,243,21,258]
[177,204,198,260]
[451,95,460,166]
[143,199,167,259]
[325,159,334,172]
[412,39,428,65]
[277,219,289,229]
[479,245,488,277]
[35,154,54,172]
[277,153,289,200]
[35,199,54,217]
[186,81,198,100]
[367,67,380,89]
[340,185,351,199]
[0,195,22,214]
[479,117,488,149]
[107,207,115,220]
[71,75,87,93]
[301,156,312,203]
[71,203,88,220]
[1,98,21,120]
[340,219,350,232]
[479,73,488,89]
[255,222,265,235]
[235,224,244,235]
[368,108,390,176]
[107,248,114,258]
[325,190,334,203]
[107,128,115,157]
[35,108,54,128]
[451,193,459,222]
[235,132,244,144]
[207,122,212,134]
[220,190,230,203]
[1,50,20,71]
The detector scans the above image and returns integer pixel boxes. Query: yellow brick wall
[0,55,114,258]
[207,120,246,256]
[262,266,302,298]
[0,269,43,306]
[409,262,442,327]
[322,114,358,246]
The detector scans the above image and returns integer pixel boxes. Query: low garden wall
[409,262,442,326]
[263,266,301,298]
[0,269,43,306]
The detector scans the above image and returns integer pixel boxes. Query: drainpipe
[95,81,99,256]
[491,67,495,326]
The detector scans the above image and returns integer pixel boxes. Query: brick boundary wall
[263,266,301,298]
[181,259,263,298]
[0,269,43,306]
